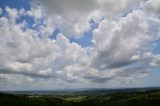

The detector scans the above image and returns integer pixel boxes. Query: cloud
[31,0,144,38]
[0,7,89,81]
[144,0,160,16]
[0,0,160,89]
[0,7,61,78]
[91,9,150,70]
[0,8,2,16]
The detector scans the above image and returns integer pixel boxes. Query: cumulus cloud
[0,7,90,85]
[0,0,160,89]
[31,0,145,38]
[143,0,160,16]
[92,9,149,70]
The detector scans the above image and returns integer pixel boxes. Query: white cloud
[91,9,150,69]
[144,0,160,16]
[0,7,89,84]
[0,0,160,89]
[31,0,144,38]
[0,8,2,16]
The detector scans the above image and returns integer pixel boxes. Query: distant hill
[2,86,160,95]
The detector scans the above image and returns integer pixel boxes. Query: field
[0,88,160,106]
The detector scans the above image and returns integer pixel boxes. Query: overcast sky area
[0,0,160,91]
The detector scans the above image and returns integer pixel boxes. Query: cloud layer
[0,0,160,90]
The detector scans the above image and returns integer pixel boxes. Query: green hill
[0,90,160,106]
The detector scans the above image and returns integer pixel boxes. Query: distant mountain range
[1,86,160,96]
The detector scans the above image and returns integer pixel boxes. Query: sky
[0,0,160,91]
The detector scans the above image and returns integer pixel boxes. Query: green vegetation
[0,90,160,106]
[64,96,85,102]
